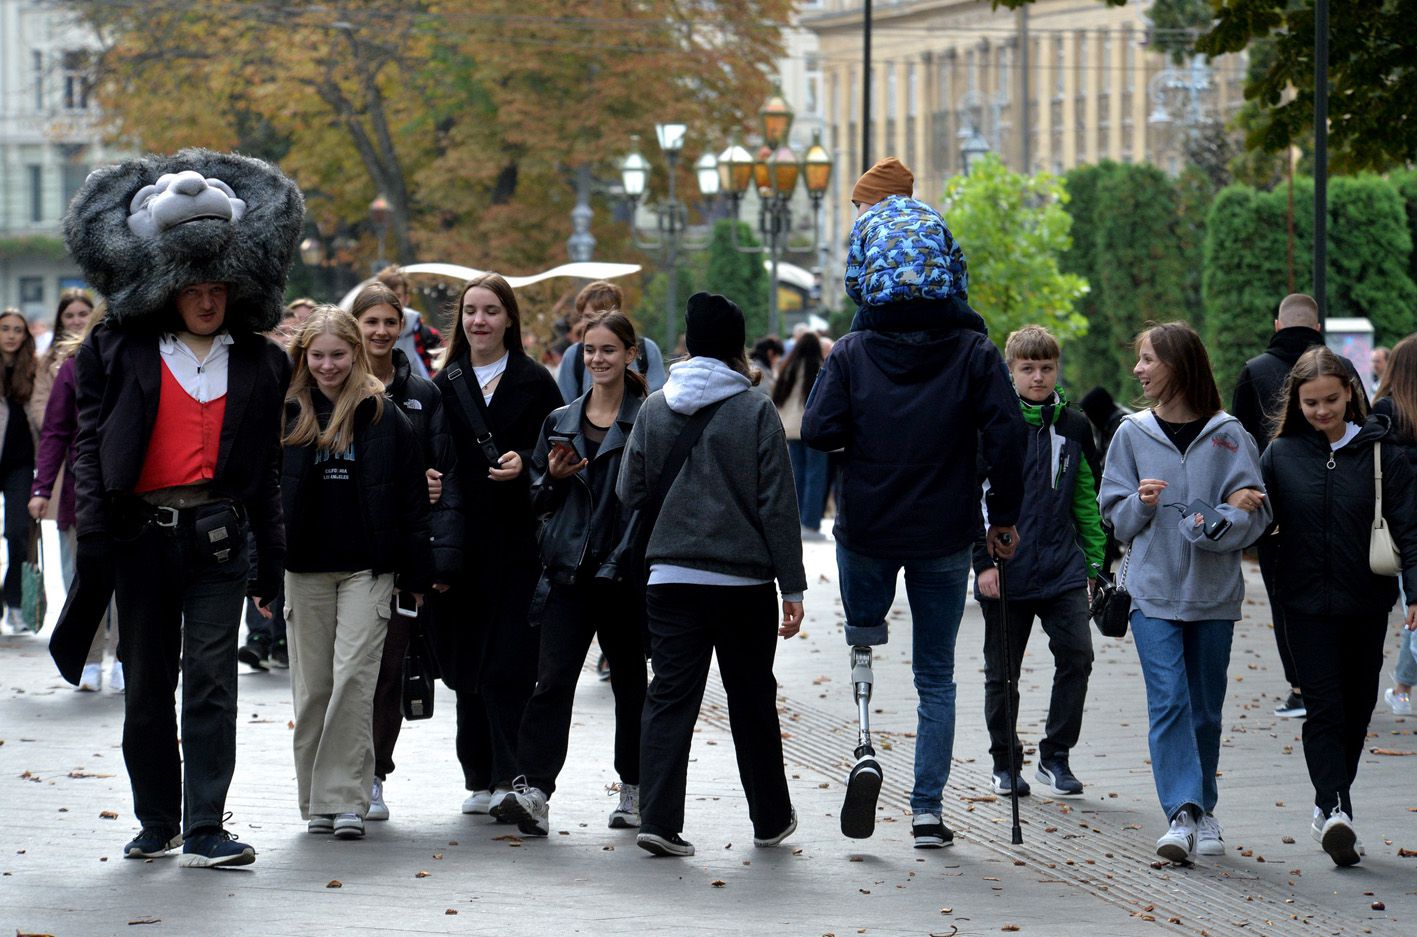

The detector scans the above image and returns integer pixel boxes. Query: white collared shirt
[159,332,234,402]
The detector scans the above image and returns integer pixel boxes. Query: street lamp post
[620,125,716,352]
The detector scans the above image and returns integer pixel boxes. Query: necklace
[472,352,509,397]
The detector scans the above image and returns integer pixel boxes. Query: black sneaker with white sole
[1273,691,1306,718]
[1035,758,1084,796]
[637,831,695,857]
[911,812,954,848]
[124,827,182,858]
[991,769,1031,797]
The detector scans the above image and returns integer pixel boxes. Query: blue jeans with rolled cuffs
[1129,610,1233,821]
[837,544,970,815]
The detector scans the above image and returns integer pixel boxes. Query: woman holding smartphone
[1260,346,1417,866]
[281,307,432,840]
[1098,322,1269,865]
[494,311,648,837]
[433,273,562,818]
[351,283,462,822]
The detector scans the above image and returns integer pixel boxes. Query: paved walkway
[2,526,1414,936]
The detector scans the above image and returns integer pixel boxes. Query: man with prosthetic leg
[803,157,1027,846]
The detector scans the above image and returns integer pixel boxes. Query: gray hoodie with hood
[617,356,807,598]
[1098,410,1270,622]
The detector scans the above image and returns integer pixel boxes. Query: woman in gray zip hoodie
[1098,322,1270,866]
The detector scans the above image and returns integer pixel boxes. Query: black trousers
[979,588,1093,770]
[638,583,791,839]
[1258,540,1301,689]
[514,580,647,796]
[1285,610,1387,817]
[371,597,412,779]
[1,462,32,609]
[115,520,250,835]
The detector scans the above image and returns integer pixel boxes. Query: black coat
[801,307,1027,559]
[1260,415,1417,616]
[529,390,643,584]
[1233,327,1367,452]
[387,349,462,580]
[433,351,563,687]
[72,322,289,592]
[281,395,433,594]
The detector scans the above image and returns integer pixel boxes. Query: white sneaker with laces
[487,787,515,822]
[461,789,493,814]
[500,783,549,837]
[109,662,125,693]
[1385,687,1412,715]
[1196,813,1225,856]
[1156,808,1196,863]
[1312,807,1361,866]
[609,783,640,829]
[367,776,389,821]
[79,663,102,692]
[332,813,364,839]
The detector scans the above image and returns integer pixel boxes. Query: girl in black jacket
[1260,346,1417,867]
[281,306,432,841]
[494,312,648,837]
[432,273,563,818]
[1372,335,1417,716]
[352,283,462,822]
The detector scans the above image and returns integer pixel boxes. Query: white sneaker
[487,787,515,822]
[1156,808,1196,863]
[609,783,640,829]
[332,813,364,839]
[367,777,389,821]
[79,663,102,692]
[6,608,25,633]
[1385,687,1413,715]
[1196,813,1225,856]
[109,662,125,694]
[1311,807,1361,866]
[500,783,549,837]
[461,789,493,814]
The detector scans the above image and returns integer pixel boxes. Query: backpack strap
[444,366,504,467]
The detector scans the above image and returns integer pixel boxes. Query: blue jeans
[1394,627,1417,687]
[836,544,970,814]
[786,440,828,531]
[1129,611,1234,821]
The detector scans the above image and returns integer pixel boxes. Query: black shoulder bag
[596,399,727,584]
[1089,550,1132,638]
[444,365,504,467]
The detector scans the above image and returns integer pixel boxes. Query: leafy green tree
[1327,175,1417,343]
[1147,0,1215,64]
[704,220,768,341]
[1387,170,1417,288]
[941,154,1088,354]
[1059,162,1122,397]
[1092,164,1191,390]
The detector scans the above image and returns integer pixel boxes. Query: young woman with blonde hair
[281,306,432,839]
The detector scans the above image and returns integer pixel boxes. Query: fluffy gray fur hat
[63,148,305,333]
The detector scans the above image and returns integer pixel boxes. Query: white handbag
[1370,442,1402,577]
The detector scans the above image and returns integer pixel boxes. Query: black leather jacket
[387,349,463,580]
[529,390,643,585]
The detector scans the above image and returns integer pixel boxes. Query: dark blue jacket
[801,300,1026,559]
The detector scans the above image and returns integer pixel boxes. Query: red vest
[134,362,227,494]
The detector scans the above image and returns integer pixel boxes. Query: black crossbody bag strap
[644,398,727,532]
[445,366,504,467]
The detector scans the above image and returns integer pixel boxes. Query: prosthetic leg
[840,645,883,838]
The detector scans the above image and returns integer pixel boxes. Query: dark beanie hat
[684,291,746,361]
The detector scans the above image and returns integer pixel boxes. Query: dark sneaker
[753,808,797,848]
[840,755,883,839]
[1274,691,1306,718]
[178,828,255,868]
[237,641,270,672]
[124,827,182,858]
[637,831,695,857]
[1035,758,1084,796]
[596,653,611,682]
[911,812,954,849]
[269,643,289,669]
[991,769,1032,797]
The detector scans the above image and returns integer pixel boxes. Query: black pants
[1257,540,1301,689]
[242,530,285,648]
[1,462,32,609]
[514,580,646,796]
[371,598,413,779]
[980,588,1093,770]
[638,583,791,839]
[455,682,531,792]
[115,520,250,835]
[1285,610,1387,817]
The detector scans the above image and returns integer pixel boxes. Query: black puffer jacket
[529,390,643,584]
[1260,415,1417,616]
[281,395,433,593]
[387,349,462,580]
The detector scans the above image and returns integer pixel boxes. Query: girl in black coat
[1260,346,1417,867]
[352,283,462,822]
[493,312,648,837]
[281,306,432,840]
[432,273,562,817]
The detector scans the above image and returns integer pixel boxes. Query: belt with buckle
[153,506,182,529]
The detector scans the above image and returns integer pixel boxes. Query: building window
[28,165,43,223]
[997,45,1011,100]
[1124,28,1136,93]
[966,49,977,92]
[62,161,89,209]
[907,63,918,118]
[1055,36,1066,98]
[32,51,44,111]
[848,69,857,122]
[63,50,93,110]
[1101,35,1112,94]
[805,54,821,116]
[886,64,897,120]
[19,278,45,317]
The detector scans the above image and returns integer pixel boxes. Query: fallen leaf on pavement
[415,870,431,878]
[445,909,458,915]
[326,880,342,888]
[711,880,726,887]
[1369,748,1415,756]
[1396,847,1416,857]
[99,810,118,819]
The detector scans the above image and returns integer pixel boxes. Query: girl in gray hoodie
[1098,322,1270,866]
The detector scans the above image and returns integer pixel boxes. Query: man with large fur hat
[56,149,303,868]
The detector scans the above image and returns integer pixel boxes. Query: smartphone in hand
[547,434,576,458]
